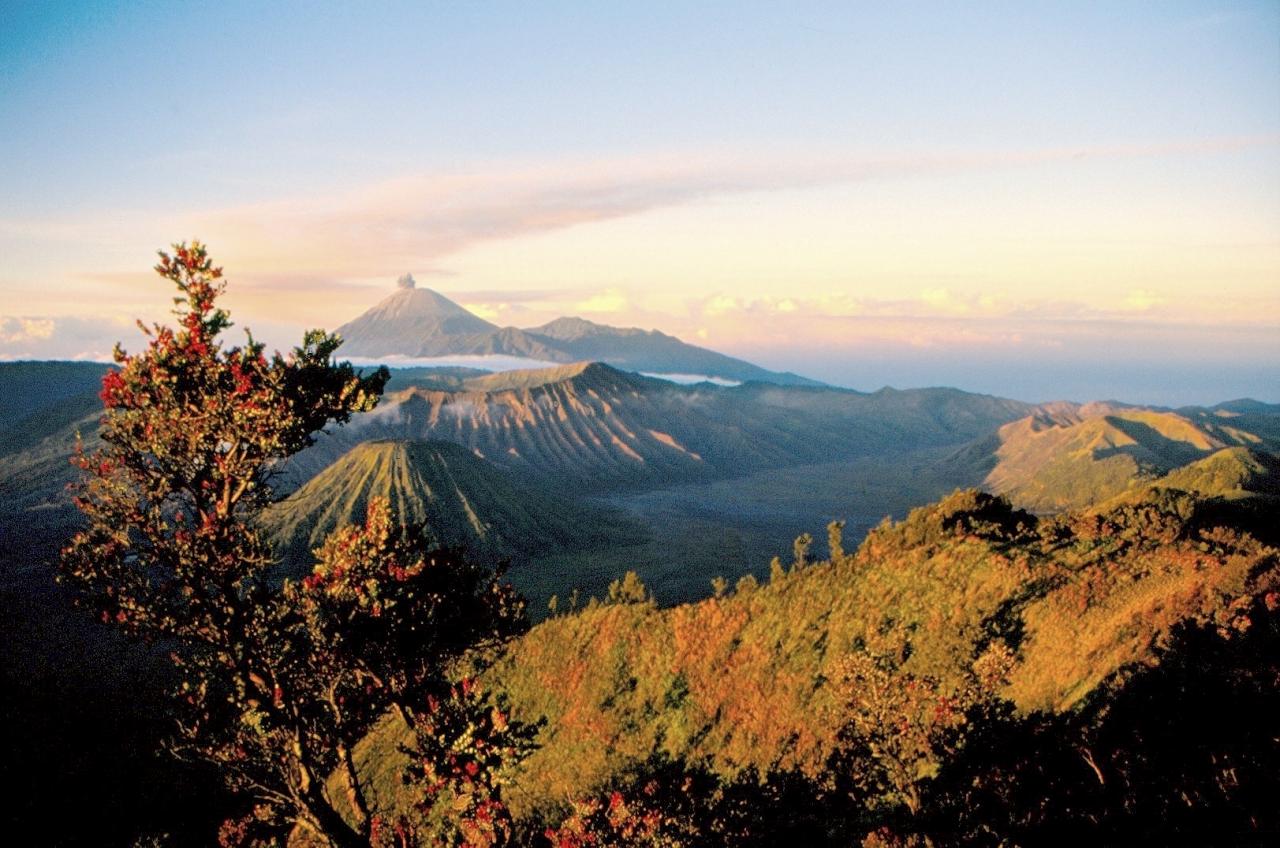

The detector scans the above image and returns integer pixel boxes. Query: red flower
[99,370,125,404]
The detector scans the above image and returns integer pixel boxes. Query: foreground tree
[61,243,529,847]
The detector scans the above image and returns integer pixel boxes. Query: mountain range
[5,361,1279,565]
[281,361,1032,492]
[2,355,1278,845]
[952,400,1280,512]
[333,274,821,386]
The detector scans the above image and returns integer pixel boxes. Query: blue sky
[1,1,1277,403]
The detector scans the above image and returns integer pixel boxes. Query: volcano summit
[334,276,821,386]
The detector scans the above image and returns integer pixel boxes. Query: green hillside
[263,439,639,573]
[958,403,1279,512]
[1149,445,1280,499]
[339,481,1278,834]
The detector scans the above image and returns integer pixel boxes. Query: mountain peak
[375,286,479,321]
[334,285,825,386]
[530,316,648,341]
[334,285,500,356]
[460,361,640,393]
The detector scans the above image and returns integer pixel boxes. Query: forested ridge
[343,475,1280,845]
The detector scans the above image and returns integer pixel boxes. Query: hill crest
[962,402,1280,512]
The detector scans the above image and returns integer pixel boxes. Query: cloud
[574,290,629,313]
[4,135,1275,365]
[76,269,385,297]
[683,286,1262,328]
[460,288,573,303]
[702,295,740,317]
[0,314,141,361]
[162,134,1278,279]
[460,301,508,321]
[0,317,56,343]
[640,373,742,386]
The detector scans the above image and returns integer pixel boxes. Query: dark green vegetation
[333,278,820,386]
[263,439,641,574]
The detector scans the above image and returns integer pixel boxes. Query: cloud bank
[181,135,1279,279]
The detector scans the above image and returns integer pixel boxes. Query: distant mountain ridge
[6,363,1276,528]
[334,276,822,386]
[282,360,1033,491]
[950,399,1280,512]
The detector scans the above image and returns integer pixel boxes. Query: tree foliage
[60,243,530,847]
[832,641,1015,818]
[607,571,652,606]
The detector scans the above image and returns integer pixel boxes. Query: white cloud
[460,302,507,321]
[702,295,740,317]
[0,314,147,361]
[133,135,1275,280]
[0,317,56,343]
[575,290,628,313]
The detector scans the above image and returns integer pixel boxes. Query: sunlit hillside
[344,476,1278,835]
[953,402,1280,512]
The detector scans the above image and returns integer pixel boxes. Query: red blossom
[99,370,125,404]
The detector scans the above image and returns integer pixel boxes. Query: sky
[1,1,1277,405]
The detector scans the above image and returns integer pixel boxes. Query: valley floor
[520,447,974,610]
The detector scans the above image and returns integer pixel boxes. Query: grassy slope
[262,439,642,577]
[964,404,1280,513]
[350,481,1278,823]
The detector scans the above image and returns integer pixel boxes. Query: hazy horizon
[2,2,1277,404]
[1,279,1275,408]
